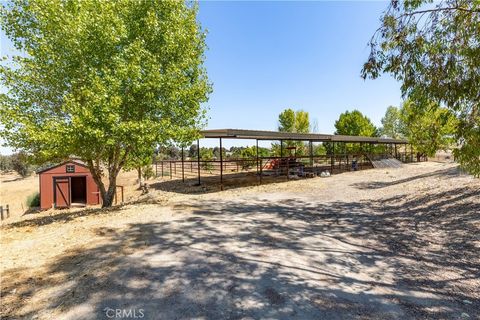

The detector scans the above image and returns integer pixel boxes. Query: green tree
[278,109,296,133]
[334,110,377,137]
[0,154,12,172]
[199,148,213,171]
[277,108,310,133]
[229,146,244,159]
[334,110,377,154]
[141,164,155,181]
[294,110,310,134]
[156,146,180,161]
[0,0,211,206]
[400,100,457,159]
[275,108,311,155]
[188,144,198,159]
[239,147,256,169]
[362,0,480,176]
[213,147,226,160]
[312,144,326,156]
[380,106,404,139]
[10,152,31,177]
[238,146,264,168]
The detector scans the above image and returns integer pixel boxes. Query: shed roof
[36,159,88,174]
[200,129,407,144]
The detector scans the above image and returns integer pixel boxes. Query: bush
[240,146,256,170]
[26,192,40,208]
[142,165,155,180]
[200,148,214,171]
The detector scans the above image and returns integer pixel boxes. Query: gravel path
[1,162,479,319]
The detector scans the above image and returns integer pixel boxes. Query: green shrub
[142,164,155,180]
[200,148,214,171]
[26,192,40,208]
[240,146,256,170]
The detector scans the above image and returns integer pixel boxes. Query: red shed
[37,160,100,209]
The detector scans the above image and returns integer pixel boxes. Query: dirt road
[1,162,479,319]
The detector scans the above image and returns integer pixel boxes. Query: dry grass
[0,173,38,219]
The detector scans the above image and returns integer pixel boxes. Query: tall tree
[10,152,31,178]
[278,109,296,133]
[294,110,310,134]
[0,0,211,206]
[275,108,311,155]
[188,144,198,159]
[380,106,404,139]
[333,110,377,154]
[362,0,480,176]
[400,100,457,159]
[334,110,377,137]
[277,108,310,133]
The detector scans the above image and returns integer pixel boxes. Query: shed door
[54,177,70,208]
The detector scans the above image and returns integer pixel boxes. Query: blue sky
[1,1,403,152]
[197,1,401,132]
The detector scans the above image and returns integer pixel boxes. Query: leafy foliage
[400,100,457,157]
[333,110,378,154]
[26,192,40,208]
[380,106,405,139]
[278,109,296,133]
[312,144,327,156]
[10,152,31,177]
[199,148,214,171]
[362,0,480,176]
[157,146,182,161]
[240,147,257,169]
[294,110,310,134]
[237,146,268,169]
[228,146,244,159]
[275,108,311,156]
[0,0,211,205]
[213,147,226,160]
[188,144,198,159]
[334,110,377,137]
[0,154,12,171]
[141,164,155,181]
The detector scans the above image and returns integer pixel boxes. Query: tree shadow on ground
[150,171,291,195]
[351,167,461,190]
[150,166,369,195]
[1,186,478,319]
[2,198,167,230]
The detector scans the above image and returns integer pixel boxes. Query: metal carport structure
[156,129,414,190]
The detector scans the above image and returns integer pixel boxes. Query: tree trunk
[86,156,126,208]
[137,167,142,187]
[102,182,117,208]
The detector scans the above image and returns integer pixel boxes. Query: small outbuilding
[37,160,100,209]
